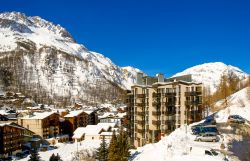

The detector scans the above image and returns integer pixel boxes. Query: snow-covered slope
[215,87,250,123]
[131,87,250,161]
[173,62,248,94]
[0,12,141,103]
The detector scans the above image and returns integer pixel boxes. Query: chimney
[156,73,164,82]
[136,72,143,85]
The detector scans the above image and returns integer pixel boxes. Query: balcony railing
[152,101,160,106]
[152,120,161,125]
[185,91,202,96]
[135,103,145,106]
[136,94,146,98]
[137,112,145,116]
[153,93,161,98]
[137,120,145,125]
[165,92,176,97]
[185,100,202,106]
[152,111,161,116]
[165,101,175,106]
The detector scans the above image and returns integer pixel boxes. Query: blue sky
[1,0,250,76]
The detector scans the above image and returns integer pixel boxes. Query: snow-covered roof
[20,112,56,120]
[72,122,116,138]
[0,110,8,115]
[83,110,94,115]
[64,110,83,118]
[116,112,126,118]
[100,132,113,136]
[0,89,4,96]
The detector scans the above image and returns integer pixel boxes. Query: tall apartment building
[127,73,203,147]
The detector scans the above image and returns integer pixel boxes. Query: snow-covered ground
[130,87,250,161]
[19,140,101,161]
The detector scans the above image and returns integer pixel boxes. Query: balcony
[185,91,202,96]
[185,100,202,106]
[137,120,145,125]
[165,101,175,106]
[137,127,145,133]
[165,92,176,97]
[152,120,161,126]
[152,101,160,106]
[135,103,145,107]
[152,111,161,116]
[137,112,145,116]
[153,93,161,98]
[136,94,146,98]
[165,120,176,124]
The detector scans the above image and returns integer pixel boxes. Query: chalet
[63,110,90,137]
[72,122,116,142]
[0,123,23,158]
[17,112,60,139]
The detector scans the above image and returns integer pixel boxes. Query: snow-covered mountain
[122,66,143,89]
[173,62,248,94]
[0,12,141,104]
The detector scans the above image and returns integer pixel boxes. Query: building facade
[127,73,203,147]
[0,123,23,158]
[17,112,60,139]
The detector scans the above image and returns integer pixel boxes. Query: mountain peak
[173,62,248,93]
[0,11,74,42]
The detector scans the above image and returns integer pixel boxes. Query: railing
[165,92,176,97]
[136,94,146,98]
[135,103,145,106]
[137,120,145,125]
[137,112,145,116]
[152,120,161,125]
[165,101,175,106]
[152,111,161,116]
[185,100,202,106]
[152,101,160,106]
[185,91,202,96]
[137,127,145,133]
[153,93,161,98]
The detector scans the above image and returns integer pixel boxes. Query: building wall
[0,125,23,157]
[18,113,60,139]
[127,76,203,148]
[18,119,43,137]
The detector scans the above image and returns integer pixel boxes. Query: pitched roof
[64,110,84,118]
[20,112,56,120]
[72,122,116,139]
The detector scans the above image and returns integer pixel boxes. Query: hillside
[173,62,248,94]
[0,12,141,105]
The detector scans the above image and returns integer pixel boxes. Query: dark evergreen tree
[108,131,119,161]
[28,150,40,161]
[49,153,62,161]
[96,136,108,161]
[49,153,55,161]
[108,129,130,161]
[117,128,130,161]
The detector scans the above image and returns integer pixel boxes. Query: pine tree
[49,153,62,161]
[49,153,55,161]
[108,129,130,161]
[117,128,130,161]
[28,150,40,161]
[108,131,119,161]
[96,136,108,161]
